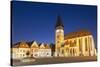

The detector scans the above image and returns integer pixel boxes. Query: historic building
[12,16,97,59]
[12,42,30,59]
[39,43,51,57]
[64,30,97,56]
[12,41,51,59]
[55,16,97,57]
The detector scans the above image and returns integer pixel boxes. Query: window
[74,40,76,46]
[79,38,82,52]
[85,38,88,51]
[57,41,59,43]
[74,49,76,56]
[35,54,37,56]
[23,54,25,56]
[70,41,72,47]
[57,35,60,39]
[47,53,49,55]
[66,48,68,52]
[61,43,64,47]
[90,37,92,50]
[20,50,22,52]
[70,49,72,56]
[73,49,74,56]
[20,54,22,57]
[23,50,25,52]
[62,50,64,54]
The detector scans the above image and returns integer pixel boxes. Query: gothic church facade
[55,16,97,57]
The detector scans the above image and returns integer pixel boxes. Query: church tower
[55,16,64,56]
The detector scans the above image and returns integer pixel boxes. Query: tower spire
[55,15,64,29]
[55,15,64,27]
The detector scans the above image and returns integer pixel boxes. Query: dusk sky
[11,1,97,48]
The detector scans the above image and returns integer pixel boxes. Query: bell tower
[55,16,64,56]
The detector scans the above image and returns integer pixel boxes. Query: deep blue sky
[12,1,97,48]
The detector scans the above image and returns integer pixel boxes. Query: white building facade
[12,41,52,59]
[12,42,30,59]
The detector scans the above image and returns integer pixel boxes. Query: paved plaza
[12,56,97,66]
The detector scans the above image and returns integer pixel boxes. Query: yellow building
[39,43,51,57]
[12,41,51,59]
[64,30,96,56]
[30,41,39,58]
[12,42,30,59]
[55,16,97,57]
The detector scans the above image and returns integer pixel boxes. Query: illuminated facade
[12,42,30,59]
[64,31,97,56]
[12,41,51,59]
[55,16,97,57]
[12,16,97,59]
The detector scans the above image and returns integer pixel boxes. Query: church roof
[55,15,64,28]
[64,30,91,39]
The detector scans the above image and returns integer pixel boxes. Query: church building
[55,16,97,57]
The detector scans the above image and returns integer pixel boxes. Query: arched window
[70,49,72,56]
[73,49,74,56]
[66,48,69,53]
[62,50,64,54]
[79,39,81,51]
[70,41,72,47]
[85,38,88,51]
[90,37,92,50]
[74,40,76,46]
[74,49,76,56]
